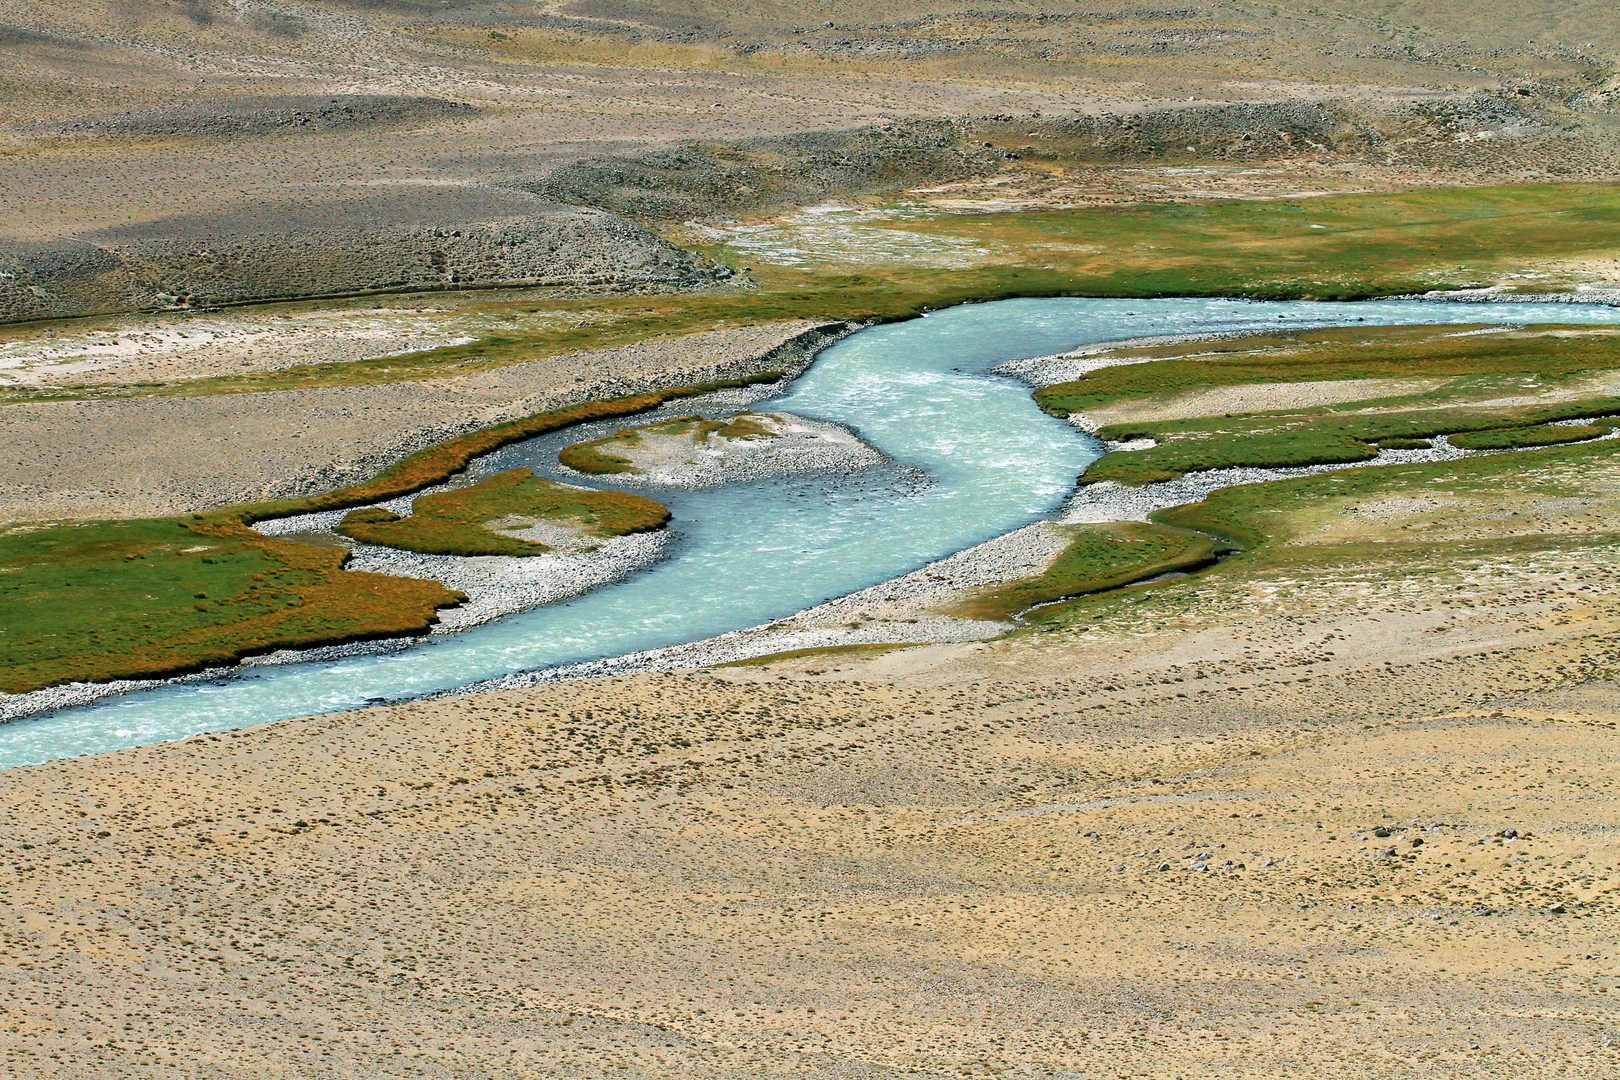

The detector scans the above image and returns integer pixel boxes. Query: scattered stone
[559,411,885,488]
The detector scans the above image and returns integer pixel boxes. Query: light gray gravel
[994,329,1272,388]
[343,532,671,633]
[445,521,1078,692]
[560,411,886,489]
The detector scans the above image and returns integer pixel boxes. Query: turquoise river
[5,296,1620,768]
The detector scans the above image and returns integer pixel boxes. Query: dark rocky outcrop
[521,93,1606,225]
[25,94,478,141]
[0,190,724,324]
[974,100,1379,162]
[971,92,1597,164]
[521,120,997,221]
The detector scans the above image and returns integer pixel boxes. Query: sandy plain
[3,475,1618,1077]
[6,353,1620,1076]
[3,1,1620,1076]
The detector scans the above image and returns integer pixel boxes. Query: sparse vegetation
[1055,325,1620,485]
[717,642,912,667]
[1034,324,1620,418]
[946,522,1222,621]
[1,381,766,692]
[1151,436,1620,550]
[336,469,669,556]
[12,184,1620,406]
[203,374,782,528]
[1081,393,1620,486]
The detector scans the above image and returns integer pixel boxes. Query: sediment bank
[0,320,857,522]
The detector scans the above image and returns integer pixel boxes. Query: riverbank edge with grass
[7,380,1616,721]
[944,522,1226,622]
[0,370,803,698]
[1,317,863,703]
[8,292,1620,712]
[334,470,672,557]
[200,373,789,530]
[0,520,469,696]
[1027,323,1620,487]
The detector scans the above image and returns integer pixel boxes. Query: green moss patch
[1448,424,1606,450]
[558,432,640,475]
[945,522,1223,621]
[0,517,463,695]
[336,469,670,556]
[1376,437,1432,450]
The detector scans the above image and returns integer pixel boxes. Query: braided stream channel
[5,296,1619,767]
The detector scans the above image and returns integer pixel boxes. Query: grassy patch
[0,517,463,694]
[336,469,669,556]
[1083,395,1620,486]
[1049,325,1620,485]
[886,183,1620,300]
[558,431,640,476]
[1448,424,1606,450]
[1,380,766,693]
[1033,324,1620,417]
[1021,435,1620,632]
[1150,437,1620,549]
[1376,437,1432,450]
[944,522,1223,621]
[200,374,782,529]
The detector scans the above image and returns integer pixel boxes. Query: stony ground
[3,430,1619,1078]
[6,1,1620,323]
[561,410,885,487]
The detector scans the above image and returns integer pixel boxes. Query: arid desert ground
[3,2,1620,1077]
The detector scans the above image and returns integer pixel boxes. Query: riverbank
[0,320,856,523]
[5,304,1620,1077]
[10,298,1620,728]
[5,448,1617,1075]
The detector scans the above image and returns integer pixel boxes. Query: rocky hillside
[0,190,725,324]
